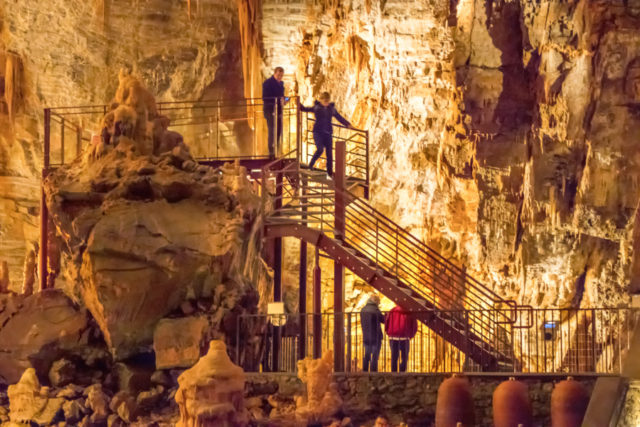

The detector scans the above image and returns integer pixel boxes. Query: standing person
[262,67,286,159]
[299,92,352,178]
[360,294,384,372]
[385,305,418,372]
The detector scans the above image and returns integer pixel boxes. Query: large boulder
[0,290,89,384]
[43,80,268,360]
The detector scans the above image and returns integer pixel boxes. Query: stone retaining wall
[246,373,598,426]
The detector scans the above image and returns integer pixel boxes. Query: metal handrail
[236,308,640,374]
[263,165,518,355]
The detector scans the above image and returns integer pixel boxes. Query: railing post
[395,228,399,277]
[274,169,283,301]
[334,138,346,372]
[313,247,322,359]
[346,314,352,372]
[375,218,379,267]
[39,108,51,292]
[296,96,302,162]
[236,314,241,367]
[60,117,65,165]
[39,170,49,291]
[216,99,220,159]
[365,129,370,199]
[299,238,307,361]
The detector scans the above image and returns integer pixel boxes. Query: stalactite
[187,0,201,20]
[4,53,23,122]
[93,0,108,34]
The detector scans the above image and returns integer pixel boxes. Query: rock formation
[43,74,267,359]
[21,248,36,296]
[295,351,343,425]
[7,368,64,425]
[175,340,249,427]
[0,261,9,293]
[0,290,90,384]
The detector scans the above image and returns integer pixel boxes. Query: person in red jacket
[385,305,418,372]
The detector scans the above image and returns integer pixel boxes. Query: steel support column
[333,139,346,372]
[298,170,308,360]
[38,173,49,291]
[272,168,283,371]
[299,241,307,360]
[313,247,322,359]
[39,108,51,292]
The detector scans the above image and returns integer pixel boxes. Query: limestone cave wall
[1,0,639,309]
[254,0,640,309]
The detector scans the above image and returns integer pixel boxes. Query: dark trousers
[363,341,381,372]
[265,112,283,158]
[390,339,410,372]
[308,132,333,176]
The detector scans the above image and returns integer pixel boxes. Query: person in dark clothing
[299,92,352,177]
[385,304,418,372]
[360,294,384,372]
[262,67,286,159]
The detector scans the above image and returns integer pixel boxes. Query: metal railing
[43,98,300,168]
[260,163,518,360]
[236,308,640,375]
[42,98,370,192]
[300,114,369,190]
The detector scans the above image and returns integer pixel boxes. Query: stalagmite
[295,351,343,425]
[4,53,23,121]
[8,368,64,425]
[21,249,36,296]
[175,340,249,427]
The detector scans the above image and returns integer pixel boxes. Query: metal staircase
[261,161,518,370]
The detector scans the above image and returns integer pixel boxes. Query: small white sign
[267,302,285,315]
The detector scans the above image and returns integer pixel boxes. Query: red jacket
[385,306,418,339]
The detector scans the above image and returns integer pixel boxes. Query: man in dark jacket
[299,92,352,177]
[360,294,384,372]
[385,304,418,372]
[262,67,285,158]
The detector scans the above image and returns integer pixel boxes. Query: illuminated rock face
[256,0,640,308]
[1,0,640,310]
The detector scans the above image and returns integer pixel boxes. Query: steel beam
[333,139,346,372]
[313,247,322,359]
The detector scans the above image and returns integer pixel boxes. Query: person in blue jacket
[299,92,353,177]
[262,67,286,159]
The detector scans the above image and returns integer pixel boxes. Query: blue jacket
[360,301,384,345]
[300,101,351,135]
[262,76,284,115]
